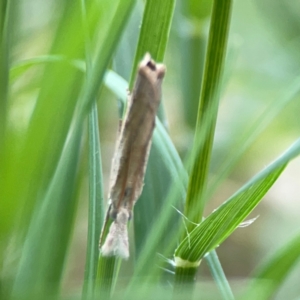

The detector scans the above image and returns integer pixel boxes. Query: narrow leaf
[82,103,105,298]
[0,2,87,245]
[205,250,235,300]
[175,137,300,262]
[241,231,300,300]
[0,0,9,146]
[12,124,83,298]
[184,0,233,230]
[129,0,175,88]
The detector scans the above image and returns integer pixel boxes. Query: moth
[100,53,166,259]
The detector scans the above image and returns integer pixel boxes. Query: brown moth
[100,53,166,259]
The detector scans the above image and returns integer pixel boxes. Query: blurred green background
[3,0,300,299]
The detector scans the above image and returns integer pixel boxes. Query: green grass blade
[0,2,87,245]
[208,76,300,201]
[0,0,9,146]
[12,124,83,299]
[9,55,77,82]
[0,0,10,267]
[81,0,104,297]
[241,231,300,300]
[82,103,104,299]
[79,0,136,117]
[205,250,235,300]
[175,137,300,263]
[2,0,135,296]
[179,0,212,128]
[174,0,233,294]
[129,0,175,124]
[129,0,175,89]
[184,0,233,230]
[113,1,143,81]
[95,246,117,299]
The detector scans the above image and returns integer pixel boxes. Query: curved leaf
[175,138,300,262]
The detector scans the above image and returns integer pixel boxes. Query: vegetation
[1,0,300,299]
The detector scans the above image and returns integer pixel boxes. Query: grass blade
[241,231,300,300]
[129,0,175,88]
[81,0,105,297]
[12,124,83,299]
[175,137,300,262]
[0,2,87,246]
[79,0,136,116]
[82,103,105,299]
[205,250,235,300]
[174,0,233,294]
[184,0,233,231]
[113,1,143,81]
[179,0,212,128]
[208,76,300,202]
[0,0,9,146]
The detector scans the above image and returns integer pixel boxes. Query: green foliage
[176,137,300,262]
[82,103,104,299]
[183,0,233,233]
[241,231,300,300]
[1,0,300,299]
[12,122,83,299]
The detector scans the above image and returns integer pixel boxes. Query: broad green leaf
[241,231,300,300]
[175,137,300,263]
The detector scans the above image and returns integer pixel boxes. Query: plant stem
[184,0,233,234]
[175,0,233,295]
